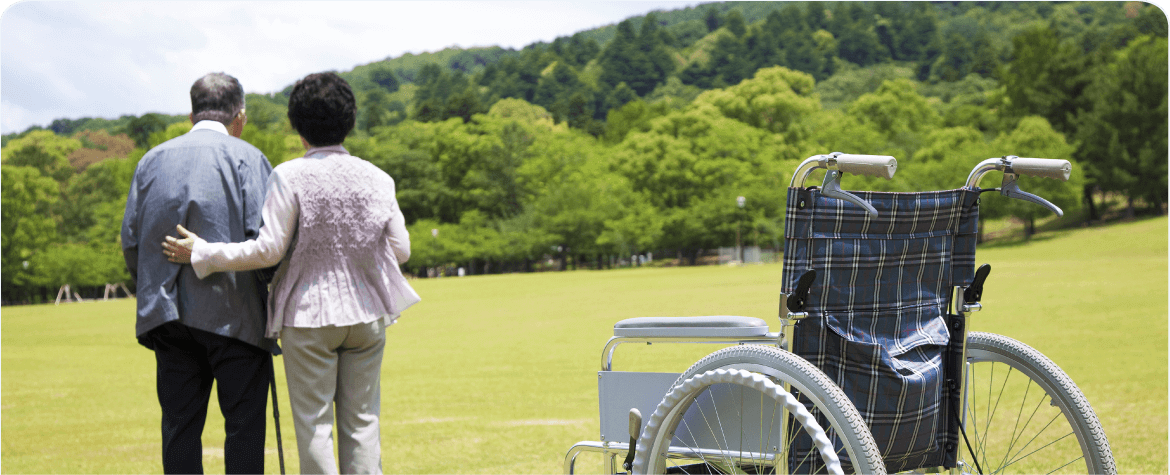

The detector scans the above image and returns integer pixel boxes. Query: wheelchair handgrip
[1008,157,1071,181]
[835,154,897,180]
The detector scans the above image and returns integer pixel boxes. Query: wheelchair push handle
[965,156,1071,189]
[965,156,1071,217]
[834,153,898,180]
[1009,157,1072,181]
[790,152,899,188]
[790,153,899,218]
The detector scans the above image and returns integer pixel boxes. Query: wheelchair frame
[565,154,1114,475]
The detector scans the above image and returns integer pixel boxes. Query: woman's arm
[386,190,411,264]
[163,171,298,279]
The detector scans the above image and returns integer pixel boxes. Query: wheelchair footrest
[613,316,769,338]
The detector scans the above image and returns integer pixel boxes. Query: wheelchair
[565,153,1116,475]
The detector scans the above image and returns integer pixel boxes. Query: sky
[0,0,697,135]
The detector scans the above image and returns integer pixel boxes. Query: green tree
[610,89,795,262]
[641,13,678,89]
[704,6,723,32]
[414,64,486,123]
[905,126,992,191]
[847,78,940,157]
[479,54,543,104]
[596,182,664,259]
[123,113,171,148]
[644,76,703,110]
[371,67,400,92]
[598,17,673,96]
[707,31,753,87]
[695,67,819,147]
[2,166,60,293]
[56,155,136,241]
[1,130,82,181]
[836,26,888,67]
[931,32,974,82]
[239,124,298,166]
[243,93,289,132]
[897,3,939,62]
[565,92,599,133]
[805,110,894,171]
[360,89,407,133]
[1075,35,1168,214]
[604,82,640,114]
[969,28,998,77]
[533,61,581,122]
[1000,25,1089,135]
[815,63,915,109]
[443,88,486,124]
[550,32,601,68]
[725,9,747,38]
[603,99,670,144]
[29,241,125,289]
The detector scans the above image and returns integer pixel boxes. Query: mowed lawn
[2,217,1165,474]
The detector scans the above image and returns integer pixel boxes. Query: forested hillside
[2,1,1166,304]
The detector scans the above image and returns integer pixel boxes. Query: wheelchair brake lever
[963,264,991,303]
[622,408,642,473]
[1000,173,1063,217]
[821,170,879,217]
[786,270,818,313]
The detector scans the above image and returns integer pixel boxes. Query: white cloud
[0,0,695,134]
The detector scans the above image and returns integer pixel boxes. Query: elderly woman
[163,71,419,474]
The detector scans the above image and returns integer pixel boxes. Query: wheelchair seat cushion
[613,316,770,338]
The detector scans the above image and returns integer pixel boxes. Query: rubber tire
[963,332,1116,474]
[632,345,886,474]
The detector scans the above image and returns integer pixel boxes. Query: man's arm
[121,169,140,283]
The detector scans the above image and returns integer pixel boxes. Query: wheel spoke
[708,385,734,467]
[1001,431,1076,473]
[996,377,1034,472]
[984,365,1014,471]
[686,396,721,472]
[1043,454,1086,475]
[964,361,981,473]
[998,386,1055,472]
[766,390,782,474]
[755,383,765,473]
[979,362,996,466]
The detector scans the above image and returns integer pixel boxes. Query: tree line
[2,1,1166,304]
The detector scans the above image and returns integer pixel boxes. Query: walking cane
[270,361,286,475]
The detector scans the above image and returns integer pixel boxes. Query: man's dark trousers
[150,322,271,474]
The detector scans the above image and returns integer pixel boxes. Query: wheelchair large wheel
[632,345,885,474]
[960,332,1115,474]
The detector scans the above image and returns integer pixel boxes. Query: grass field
[2,217,1166,474]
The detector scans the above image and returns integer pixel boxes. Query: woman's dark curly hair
[287,72,356,146]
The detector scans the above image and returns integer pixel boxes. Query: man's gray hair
[190,72,245,126]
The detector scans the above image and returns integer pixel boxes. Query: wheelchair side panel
[599,372,679,443]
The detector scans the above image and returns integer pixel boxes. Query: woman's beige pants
[282,320,385,474]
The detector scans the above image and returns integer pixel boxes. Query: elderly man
[122,72,277,474]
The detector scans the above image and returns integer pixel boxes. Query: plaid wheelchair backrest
[780,186,980,473]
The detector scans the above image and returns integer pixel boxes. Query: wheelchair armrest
[613,316,770,338]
